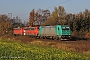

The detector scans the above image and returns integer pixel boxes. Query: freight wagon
[38,25,71,40]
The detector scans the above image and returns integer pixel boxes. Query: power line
[46,0,71,9]
[16,0,71,16]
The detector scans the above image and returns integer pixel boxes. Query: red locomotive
[23,27,38,36]
[13,26,38,36]
[13,27,23,36]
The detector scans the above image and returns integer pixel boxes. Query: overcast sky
[0,0,90,22]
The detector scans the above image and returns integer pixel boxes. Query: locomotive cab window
[31,28,35,30]
[24,28,31,30]
[58,27,60,30]
[62,27,69,30]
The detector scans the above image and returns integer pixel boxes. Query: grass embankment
[0,39,90,60]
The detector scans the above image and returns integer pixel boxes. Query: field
[1,34,90,54]
[0,38,90,60]
[0,34,90,60]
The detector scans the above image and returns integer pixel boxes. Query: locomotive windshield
[62,27,70,30]
[24,28,35,30]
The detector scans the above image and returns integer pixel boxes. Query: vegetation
[28,9,50,26]
[0,39,90,60]
[0,14,24,35]
[0,14,12,35]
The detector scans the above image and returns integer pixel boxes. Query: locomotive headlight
[69,36,71,37]
[68,34,70,35]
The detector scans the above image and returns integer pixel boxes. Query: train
[13,25,71,40]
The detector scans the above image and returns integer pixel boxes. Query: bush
[71,31,89,40]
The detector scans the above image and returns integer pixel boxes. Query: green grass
[0,39,90,60]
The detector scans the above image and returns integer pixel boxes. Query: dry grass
[30,40,90,54]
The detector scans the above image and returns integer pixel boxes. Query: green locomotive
[38,25,71,40]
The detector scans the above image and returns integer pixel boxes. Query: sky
[0,0,90,22]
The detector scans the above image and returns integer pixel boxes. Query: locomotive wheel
[56,37,59,40]
[52,36,56,40]
[14,34,16,36]
[43,36,45,39]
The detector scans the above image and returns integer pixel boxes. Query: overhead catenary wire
[46,0,71,9]
[15,0,71,16]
